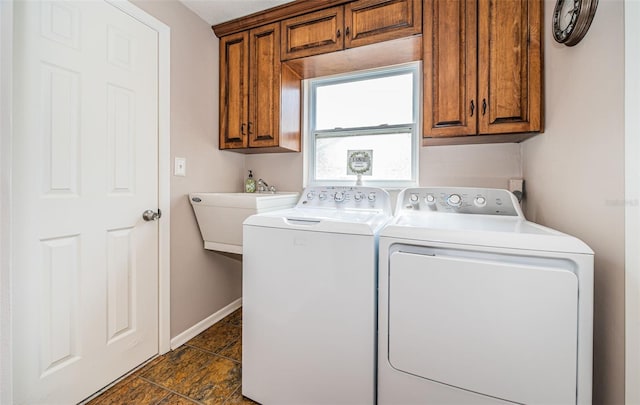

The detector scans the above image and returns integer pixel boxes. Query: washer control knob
[474,196,487,207]
[306,192,315,200]
[368,192,376,202]
[409,193,419,204]
[447,194,462,207]
[354,192,364,201]
[334,191,345,202]
[425,194,436,204]
[319,192,328,200]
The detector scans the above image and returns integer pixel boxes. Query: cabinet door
[220,31,249,149]
[281,6,344,60]
[249,23,281,148]
[423,0,477,138]
[345,0,422,49]
[478,0,542,134]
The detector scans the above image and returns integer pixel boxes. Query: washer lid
[244,207,391,235]
[381,212,593,254]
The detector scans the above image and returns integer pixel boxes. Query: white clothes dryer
[378,187,593,405]
[242,186,392,405]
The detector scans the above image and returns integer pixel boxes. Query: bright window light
[306,62,420,187]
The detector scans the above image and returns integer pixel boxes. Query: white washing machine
[378,187,593,405]
[242,186,392,405]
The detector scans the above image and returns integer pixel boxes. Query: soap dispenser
[245,170,256,193]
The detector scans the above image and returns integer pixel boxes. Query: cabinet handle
[337,29,341,38]
[248,122,253,135]
[482,99,487,116]
[241,123,246,135]
[345,26,350,36]
[470,100,475,117]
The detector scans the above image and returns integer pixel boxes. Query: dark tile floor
[87,308,257,405]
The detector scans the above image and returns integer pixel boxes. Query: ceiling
[180,0,295,26]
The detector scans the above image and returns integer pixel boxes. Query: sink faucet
[257,179,276,193]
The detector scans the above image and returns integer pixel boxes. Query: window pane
[315,74,413,130]
[315,133,412,181]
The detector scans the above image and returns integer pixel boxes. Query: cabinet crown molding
[212,0,353,38]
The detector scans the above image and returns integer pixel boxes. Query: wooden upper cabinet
[423,0,476,137]
[423,0,543,143]
[281,7,344,60]
[281,0,421,61]
[249,23,281,148]
[478,0,542,134]
[220,23,301,152]
[220,31,249,149]
[345,0,422,48]
[248,23,302,152]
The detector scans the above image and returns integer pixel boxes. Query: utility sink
[189,192,299,254]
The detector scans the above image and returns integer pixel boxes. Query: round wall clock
[552,0,599,46]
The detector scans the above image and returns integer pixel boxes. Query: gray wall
[521,1,625,403]
[245,144,523,192]
[132,0,245,338]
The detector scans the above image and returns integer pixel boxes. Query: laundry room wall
[521,1,625,403]
[132,0,245,339]
[245,143,523,195]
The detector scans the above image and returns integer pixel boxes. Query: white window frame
[304,62,421,188]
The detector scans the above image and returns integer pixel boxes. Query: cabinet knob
[470,100,475,117]
[337,29,341,38]
[345,26,350,36]
[482,99,487,116]
[241,123,246,135]
[248,122,253,135]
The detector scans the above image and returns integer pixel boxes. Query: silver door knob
[142,209,162,221]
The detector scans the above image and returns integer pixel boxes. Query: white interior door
[12,1,160,403]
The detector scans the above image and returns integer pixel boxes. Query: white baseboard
[170,297,242,350]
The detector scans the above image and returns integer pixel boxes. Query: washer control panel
[298,186,391,212]
[401,187,521,216]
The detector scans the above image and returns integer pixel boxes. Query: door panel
[106,227,136,342]
[13,1,159,403]
[388,251,578,404]
[280,6,344,60]
[423,0,477,137]
[478,0,542,134]
[40,235,80,375]
[220,31,249,148]
[107,84,136,194]
[41,63,81,194]
[249,23,280,147]
[345,0,422,49]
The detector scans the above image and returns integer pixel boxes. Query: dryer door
[388,249,578,404]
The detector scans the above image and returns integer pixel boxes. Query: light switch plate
[174,157,186,177]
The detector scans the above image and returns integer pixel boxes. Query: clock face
[553,0,580,43]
